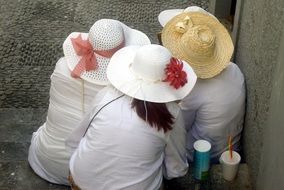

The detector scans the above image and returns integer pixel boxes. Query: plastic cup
[219,150,241,181]
[193,140,211,180]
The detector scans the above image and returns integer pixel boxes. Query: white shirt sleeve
[65,86,109,154]
[163,110,188,179]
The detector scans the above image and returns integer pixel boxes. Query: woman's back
[69,86,185,190]
[68,44,197,190]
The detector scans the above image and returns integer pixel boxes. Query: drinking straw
[229,135,233,159]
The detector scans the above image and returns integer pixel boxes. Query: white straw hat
[158,6,217,27]
[159,7,233,79]
[107,44,197,103]
[63,19,151,85]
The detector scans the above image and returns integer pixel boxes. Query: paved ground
[0,0,252,189]
[0,0,208,108]
[0,108,69,189]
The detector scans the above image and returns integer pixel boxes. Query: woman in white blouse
[158,6,245,163]
[28,19,150,185]
[66,44,197,190]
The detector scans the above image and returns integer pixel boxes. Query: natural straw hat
[107,44,197,103]
[63,19,151,85]
[161,11,234,78]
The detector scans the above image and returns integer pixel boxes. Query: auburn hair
[131,98,174,132]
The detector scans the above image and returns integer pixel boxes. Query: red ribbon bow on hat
[70,34,125,78]
[71,34,97,78]
[163,58,188,89]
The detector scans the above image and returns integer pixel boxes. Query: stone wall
[234,0,284,186]
[256,30,284,190]
[0,0,208,108]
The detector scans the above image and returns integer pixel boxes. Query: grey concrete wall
[0,0,208,108]
[234,0,284,187]
[256,23,284,190]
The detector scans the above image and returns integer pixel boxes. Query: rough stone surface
[0,108,68,189]
[0,161,69,190]
[0,0,208,108]
[164,164,252,190]
[234,0,284,186]
[210,164,252,190]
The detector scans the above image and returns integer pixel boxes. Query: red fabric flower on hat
[163,58,188,89]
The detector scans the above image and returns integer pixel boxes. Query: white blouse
[28,57,103,184]
[66,86,188,190]
[180,63,246,162]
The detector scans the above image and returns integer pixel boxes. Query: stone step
[0,161,69,190]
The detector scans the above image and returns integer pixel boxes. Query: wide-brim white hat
[63,19,151,85]
[107,44,197,103]
[158,6,217,27]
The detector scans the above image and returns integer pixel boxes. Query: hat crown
[161,10,234,78]
[131,45,171,82]
[180,19,216,61]
[88,19,124,51]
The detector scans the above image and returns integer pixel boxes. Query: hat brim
[161,12,234,79]
[63,22,151,85]
[107,46,197,103]
[158,6,217,27]
[158,9,184,27]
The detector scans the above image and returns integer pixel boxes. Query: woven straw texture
[162,12,233,79]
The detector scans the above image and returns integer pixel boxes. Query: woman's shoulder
[98,85,123,97]
[94,85,125,104]
[166,102,181,119]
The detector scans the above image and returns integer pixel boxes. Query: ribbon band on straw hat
[178,16,217,62]
[174,16,194,33]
